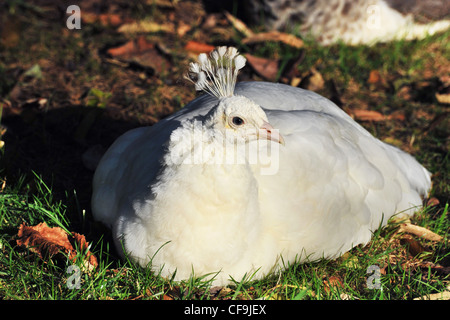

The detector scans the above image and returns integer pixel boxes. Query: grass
[0,0,449,300]
[0,174,448,300]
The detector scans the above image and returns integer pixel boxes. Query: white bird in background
[242,0,450,45]
[92,47,431,285]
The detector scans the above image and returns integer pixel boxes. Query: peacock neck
[149,122,259,216]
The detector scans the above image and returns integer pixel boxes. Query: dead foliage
[17,222,98,271]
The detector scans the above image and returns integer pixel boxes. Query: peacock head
[185,46,284,145]
[213,95,284,145]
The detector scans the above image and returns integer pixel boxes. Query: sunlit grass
[0,1,448,300]
[0,174,448,300]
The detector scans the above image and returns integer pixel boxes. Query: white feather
[92,48,431,285]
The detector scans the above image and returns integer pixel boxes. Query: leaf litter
[1,0,449,300]
[16,222,98,272]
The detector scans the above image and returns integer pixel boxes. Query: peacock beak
[259,121,285,146]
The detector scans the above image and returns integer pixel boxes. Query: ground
[0,0,449,300]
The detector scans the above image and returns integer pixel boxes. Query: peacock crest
[185,46,246,98]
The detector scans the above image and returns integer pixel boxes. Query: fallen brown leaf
[107,36,170,73]
[117,20,174,34]
[82,12,125,27]
[367,70,382,84]
[351,109,405,122]
[0,122,6,151]
[398,223,444,242]
[0,16,21,48]
[352,109,386,121]
[243,31,303,49]
[245,54,279,81]
[17,222,72,259]
[16,222,98,270]
[184,41,215,54]
[323,275,344,293]
[176,22,191,37]
[436,92,450,104]
[202,14,221,29]
[163,285,182,300]
[400,234,427,257]
[301,68,325,91]
[71,232,98,270]
[396,86,412,100]
[107,36,156,57]
[290,77,302,87]
[389,110,406,121]
[427,197,440,207]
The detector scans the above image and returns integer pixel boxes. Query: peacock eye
[232,116,244,126]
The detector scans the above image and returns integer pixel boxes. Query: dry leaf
[213,286,232,299]
[107,36,154,58]
[71,232,98,270]
[290,77,301,87]
[396,86,412,100]
[163,285,181,300]
[400,234,426,257]
[351,109,405,122]
[339,252,360,269]
[184,41,215,54]
[426,197,440,207]
[177,22,191,37]
[388,110,406,121]
[118,20,174,34]
[245,54,279,81]
[82,13,125,27]
[0,124,6,151]
[17,222,72,259]
[323,276,344,293]
[352,109,386,121]
[242,31,303,49]
[414,288,450,300]
[16,222,98,270]
[436,92,450,104]
[107,36,170,73]
[301,68,325,91]
[223,11,254,37]
[398,223,444,242]
[340,293,358,300]
[0,16,21,48]
[202,14,220,29]
[367,70,382,84]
